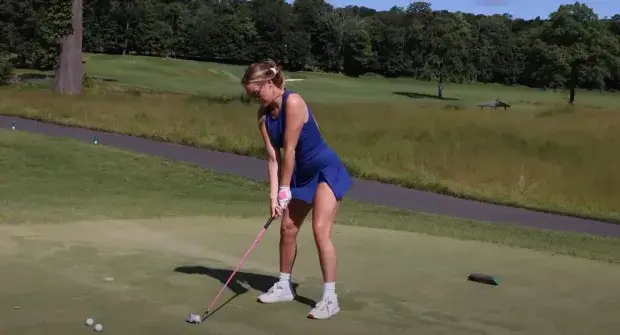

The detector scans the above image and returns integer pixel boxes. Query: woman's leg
[308,182,341,319]
[258,199,311,304]
[280,198,312,275]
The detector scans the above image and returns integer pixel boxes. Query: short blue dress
[264,90,352,204]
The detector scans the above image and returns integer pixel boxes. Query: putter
[187,216,277,324]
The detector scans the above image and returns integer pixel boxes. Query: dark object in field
[467,273,500,286]
[478,99,511,110]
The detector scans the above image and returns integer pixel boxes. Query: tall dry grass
[1,85,619,221]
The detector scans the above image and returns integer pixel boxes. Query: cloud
[476,0,508,6]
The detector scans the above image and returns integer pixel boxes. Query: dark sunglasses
[245,81,267,99]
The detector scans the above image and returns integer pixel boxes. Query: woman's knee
[312,183,338,242]
[280,216,299,240]
[281,199,311,240]
[312,222,332,244]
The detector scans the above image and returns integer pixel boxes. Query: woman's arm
[280,94,306,188]
[257,110,281,202]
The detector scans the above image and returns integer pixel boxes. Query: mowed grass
[82,54,620,107]
[2,53,620,222]
[2,217,620,335]
[1,130,619,263]
[1,131,620,334]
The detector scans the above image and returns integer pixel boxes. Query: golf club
[187,215,277,324]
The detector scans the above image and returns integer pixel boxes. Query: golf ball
[187,313,202,323]
[85,318,94,326]
[94,324,103,332]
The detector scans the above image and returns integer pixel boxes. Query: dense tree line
[1,0,619,101]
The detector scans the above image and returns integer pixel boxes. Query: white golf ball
[85,318,94,326]
[188,313,202,323]
[94,323,103,332]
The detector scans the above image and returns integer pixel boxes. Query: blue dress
[264,90,352,204]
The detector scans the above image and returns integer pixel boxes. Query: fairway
[1,130,620,334]
[5,53,620,222]
[1,216,619,335]
[81,54,620,107]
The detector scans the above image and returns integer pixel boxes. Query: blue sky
[324,0,619,19]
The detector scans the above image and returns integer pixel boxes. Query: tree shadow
[174,265,316,317]
[393,91,459,101]
[89,76,119,82]
[9,73,118,84]
[16,73,52,81]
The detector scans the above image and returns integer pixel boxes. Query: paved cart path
[2,115,619,237]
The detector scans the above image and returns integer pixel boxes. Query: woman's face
[244,80,276,106]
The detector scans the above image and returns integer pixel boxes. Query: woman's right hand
[270,197,283,218]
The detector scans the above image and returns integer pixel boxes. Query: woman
[241,59,352,320]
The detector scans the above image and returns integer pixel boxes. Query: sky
[323,0,620,19]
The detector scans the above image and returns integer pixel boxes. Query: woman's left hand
[277,186,292,210]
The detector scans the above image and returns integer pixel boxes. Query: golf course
[0,129,619,334]
[1,6,620,332]
[4,53,620,222]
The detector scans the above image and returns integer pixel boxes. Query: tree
[405,1,431,16]
[413,11,476,98]
[537,2,620,103]
[321,7,351,72]
[369,10,410,77]
[53,0,83,95]
[608,14,620,90]
[249,0,295,63]
[474,15,523,85]
[342,16,373,76]
[292,0,332,69]
[0,53,12,85]
[2,0,620,94]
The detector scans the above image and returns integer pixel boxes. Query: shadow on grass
[15,73,52,81]
[10,72,119,84]
[393,91,459,101]
[174,265,316,317]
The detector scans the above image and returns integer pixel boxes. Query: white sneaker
[257,282,295,304]
[307,294,340,320]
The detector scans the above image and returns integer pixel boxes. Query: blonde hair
[241,59,286,89]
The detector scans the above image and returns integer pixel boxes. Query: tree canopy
[1,0,619,101]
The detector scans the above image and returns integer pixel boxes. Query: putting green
[0,216,618,335]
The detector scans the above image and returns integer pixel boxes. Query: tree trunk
[568,64,577,104]
[53,0,83,95]
[123,21,130,55]
[437,77,443,99]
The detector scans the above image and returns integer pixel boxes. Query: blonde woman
[241,59,352,320]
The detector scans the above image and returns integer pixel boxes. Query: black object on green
[467,273,500,286]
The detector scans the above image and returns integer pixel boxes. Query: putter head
[186,313,203,324]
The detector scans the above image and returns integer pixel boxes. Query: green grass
[2,217,620,335]
[83,54,620,107]
[3,53,620,222]
[1,130,619,264]
[1,130,620,334]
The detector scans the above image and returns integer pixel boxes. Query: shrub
[0,54,14,85]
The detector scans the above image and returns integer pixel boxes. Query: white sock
[278,273,292,292]
[279,272,291,283]
[323,282,336,299]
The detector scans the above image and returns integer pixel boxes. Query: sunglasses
[246,81,267,99]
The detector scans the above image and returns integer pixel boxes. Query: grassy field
[1,130,620,335]
[79,54,620,107]
[3,130,619,261]
[3,53,620,222]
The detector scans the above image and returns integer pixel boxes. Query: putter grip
[263,216,276,229]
